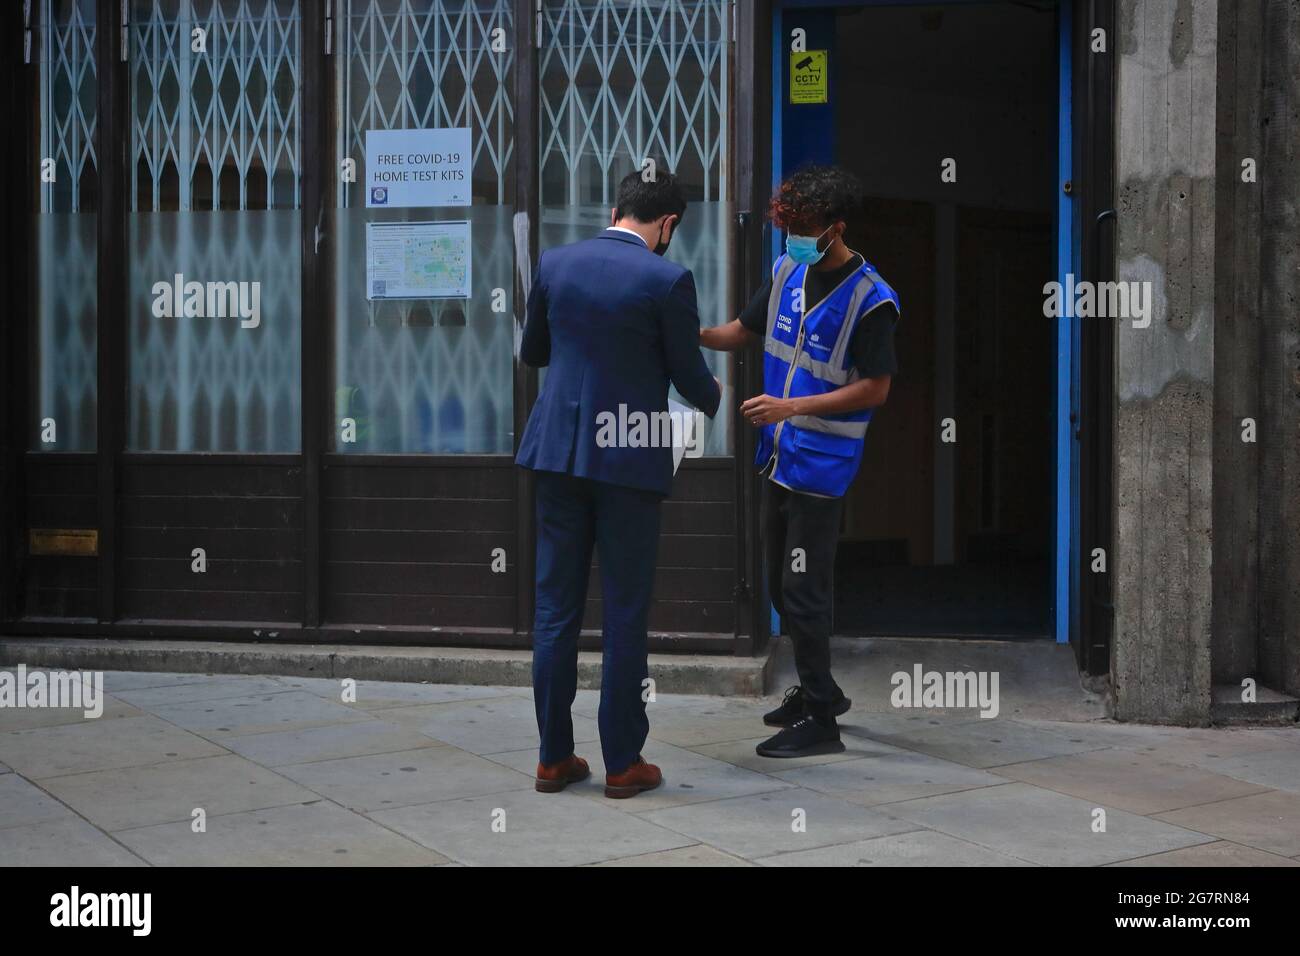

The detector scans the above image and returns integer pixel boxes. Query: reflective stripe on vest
[756,254,899,498]
[763,260,880,434]
[787,414,869,438]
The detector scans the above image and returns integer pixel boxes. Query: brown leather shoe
[535,754,590,793]
[604,757,663,799]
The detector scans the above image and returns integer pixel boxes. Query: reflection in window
[127,0,302,452]
[333,0,515,454]
[34,0,98,452]
[539,0,732,455]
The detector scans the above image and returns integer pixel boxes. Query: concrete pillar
[1211,0,1299,705]
[1112,0,1218,723]
[1256,0,1300,698]
[1210,1,1262,687]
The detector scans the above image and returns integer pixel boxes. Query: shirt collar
[604,225,649,247]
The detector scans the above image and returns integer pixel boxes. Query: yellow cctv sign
[790,50,828,104]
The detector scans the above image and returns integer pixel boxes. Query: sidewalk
[1,660,1298,866]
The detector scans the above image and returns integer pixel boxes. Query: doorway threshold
[768,633,1106,722]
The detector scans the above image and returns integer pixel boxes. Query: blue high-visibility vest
[755,253,901,498]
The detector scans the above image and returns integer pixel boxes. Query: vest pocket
[788,425,858,496]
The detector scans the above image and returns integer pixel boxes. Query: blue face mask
[786,224,835,265]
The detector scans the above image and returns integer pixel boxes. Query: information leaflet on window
[365,221,471,300]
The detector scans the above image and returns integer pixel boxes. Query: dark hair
[767,164,864,234]
[614,166,688,223]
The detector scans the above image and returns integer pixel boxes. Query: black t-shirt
[738,253,898,379]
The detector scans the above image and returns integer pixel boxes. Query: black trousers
[762,478,845,723]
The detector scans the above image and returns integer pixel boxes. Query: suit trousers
[532,470,663,774]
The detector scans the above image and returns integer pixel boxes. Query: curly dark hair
[767,164,865,234]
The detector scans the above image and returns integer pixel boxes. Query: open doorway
[821,2,1061,638]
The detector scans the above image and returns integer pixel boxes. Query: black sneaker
[762,686,852,727]
[755,715,846,758]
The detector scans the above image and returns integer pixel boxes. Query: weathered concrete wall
[1256,0,1300,698]
[1212,0,1300,701]
[1112,0,1218,723]
[1210,1,1263,686]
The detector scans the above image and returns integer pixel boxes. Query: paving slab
[886,782,1213,866]
[573,690,767,718]
[39,753,320,831]
[0,668,1295,868]
[109,676,293,709]
[275,745,532,812]
[629,695,776,748]
[640,788,915,859]
[759,829,1035,867]
[771,750,1008,806]
[0,693,143,731]
[1252,726,1300,743]
[218,717,442,767]
[0,773,77,829]
[1022,720,1298,767]
[649,714,774,747]
[276,676,518,711]
[1106,840,1300,867]
[0,817,147,866]
[484,736,724,779]
[115,800,447,866]
[594,761,795,812]
[685,734,870,772]
[385,694,599,755]
[834,709,973,740]
[594,845,754,866]
[0,714,226,779]
[1196,747,1300,793]
[147,690,371,739]
[1153,790,1300,857]
[864,716,1107,769]
[100,670,230,692]
[993,749,1271,814]
[370,789,695,866]
[479,742,797,820]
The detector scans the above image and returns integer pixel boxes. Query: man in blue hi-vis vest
[703,165,900,758]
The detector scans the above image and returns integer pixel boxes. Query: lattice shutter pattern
[337,0,515,207]
[539,0,728,206]
[128,0,302,451]
[131,0,301,212]
[333,0,516,453]
[35,0,99,451]
[539,0,732,453]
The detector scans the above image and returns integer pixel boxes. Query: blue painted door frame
[1056,0,1080,645]
[768,0,1079,644]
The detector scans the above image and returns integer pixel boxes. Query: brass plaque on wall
[29,529,99,556]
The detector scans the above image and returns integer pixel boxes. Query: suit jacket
[515,229,722,496]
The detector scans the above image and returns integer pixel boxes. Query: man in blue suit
[517,169,721,799]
